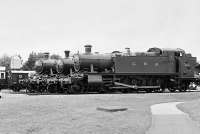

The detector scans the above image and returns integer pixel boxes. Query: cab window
[1,73,5,79]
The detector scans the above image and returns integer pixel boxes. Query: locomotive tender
[0,67,35,91]
[28,45,198,93]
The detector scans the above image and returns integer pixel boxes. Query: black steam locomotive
[27,45,199,93]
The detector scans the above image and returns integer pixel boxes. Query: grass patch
[0,92,200,134]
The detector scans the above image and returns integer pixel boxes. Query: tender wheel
[180,84,188,92]
[158,88,165,93]
[62,86,69,94]
[47,84,57,93]
[179,88,187,92]
[69,84,81,94]
[168,88,176,92]
[97,85,105,94]
[146,89,152,93]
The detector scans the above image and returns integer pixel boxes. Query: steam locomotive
[27,45,199,93]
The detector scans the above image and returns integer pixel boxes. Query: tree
[22,52,44,70]
[0,54,11,68]
[22,52,61,70]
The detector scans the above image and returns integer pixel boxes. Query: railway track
[24,88,200,95]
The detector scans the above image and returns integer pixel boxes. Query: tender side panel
[114,56,176,74]
[11,73,29,83]
[0,70,7,88]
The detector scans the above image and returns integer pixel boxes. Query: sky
[0,0,200,61]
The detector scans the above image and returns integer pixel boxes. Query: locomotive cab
[161,48,197,78]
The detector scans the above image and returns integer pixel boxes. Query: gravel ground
[1,91,200,134]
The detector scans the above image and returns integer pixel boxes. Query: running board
[114,82,160,89]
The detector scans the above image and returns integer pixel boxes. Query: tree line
[0,52,61,70]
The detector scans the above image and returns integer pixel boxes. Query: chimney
[43,52,50,59]
[84,45,92,54]
[64,50,70,58]
[125,48,131,56]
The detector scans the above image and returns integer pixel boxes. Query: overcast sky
[0,0,200,61]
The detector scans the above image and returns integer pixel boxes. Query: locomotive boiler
[73,45,113,72]
[57,50,74,75]
[34,52,58,75]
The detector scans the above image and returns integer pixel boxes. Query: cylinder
[34,59,58,74]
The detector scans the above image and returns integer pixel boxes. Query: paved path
[146,102,200,134]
